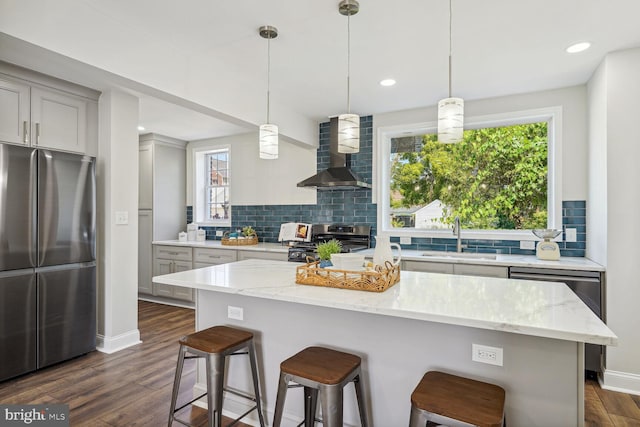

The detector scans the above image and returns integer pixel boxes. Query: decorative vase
[373,235,402,268]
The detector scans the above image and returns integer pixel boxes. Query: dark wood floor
[1,301,638,426]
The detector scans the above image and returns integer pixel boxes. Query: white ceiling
[2,0,640,143]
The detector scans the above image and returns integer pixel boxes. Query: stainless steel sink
[421,251,497,260]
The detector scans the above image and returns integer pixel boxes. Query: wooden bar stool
[168,325,266,427]
[409,371,506,427]
[272,346,369,427]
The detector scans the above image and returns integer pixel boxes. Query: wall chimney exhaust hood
[297,118,372,190]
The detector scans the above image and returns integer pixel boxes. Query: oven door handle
[510,273,600,283]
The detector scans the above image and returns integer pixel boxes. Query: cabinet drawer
[237,250,288,262]
[403,260,454,274]
[154,245,192,261]
[193,248,237,265]
[453,264,508,278]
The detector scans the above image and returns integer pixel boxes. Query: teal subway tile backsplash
[185,116,586,257]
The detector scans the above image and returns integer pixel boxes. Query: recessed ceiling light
[137,126,146,131]
[566,42,591,54]
[380,79,396,87]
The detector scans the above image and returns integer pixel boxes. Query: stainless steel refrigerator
[0,143,96,382]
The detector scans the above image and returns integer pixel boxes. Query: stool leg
[319,384,343,427]
[206,353,225,427]
[408,405,428,427]
[272,372,289,427]
[168,344,186,427]
[353,374,369,427]
[247,340,266,427]
[303,387,318,427]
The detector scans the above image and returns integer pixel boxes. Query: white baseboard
[601,369,640,396]
[96,329,142,354]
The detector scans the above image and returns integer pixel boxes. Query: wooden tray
[295,261,400,292]
[221,234,258,246]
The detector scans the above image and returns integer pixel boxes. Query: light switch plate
[565,228,577,242]
[520,240,535,250]
[216,230,223,237]
[228,306,244,321]
[400,236,412,245]
[115,211,129,225]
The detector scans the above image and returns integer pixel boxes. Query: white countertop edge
[153,239,288,253]
[152,240,604,271]
[152,260,616,346]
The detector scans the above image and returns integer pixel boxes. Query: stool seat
[179,325,253,353]
[410,371,505,427]
[280,346,362,385]
[273,346,369,427]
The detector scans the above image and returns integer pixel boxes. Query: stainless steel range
[287,224,371,262]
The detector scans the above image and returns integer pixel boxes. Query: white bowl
[331,253,365,270]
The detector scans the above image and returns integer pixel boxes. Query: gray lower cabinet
[403,260,508,278]
[152,245,194,302]
[403,260,454,274]
[237,250,288,262]
[193,248,237,268]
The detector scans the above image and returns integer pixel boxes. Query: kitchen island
[153,259,616,427]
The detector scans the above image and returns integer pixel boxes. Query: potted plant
[242,226,256,237]
[316,239,342,268]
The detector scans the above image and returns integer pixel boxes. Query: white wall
[96,89,141,353]
[593,48,640,394]
[586,61,608,265]
[186,132,317,207]
[374,85,588,201]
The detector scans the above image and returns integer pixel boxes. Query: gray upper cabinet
[30,85,88,153]
[0,64,98,155]
[0,76,30,145]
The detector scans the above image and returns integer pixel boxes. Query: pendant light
[259,25,278,159]
[338,0,360,154]
[437,0,464,143]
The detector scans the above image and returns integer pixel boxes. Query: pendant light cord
[266,34,272,124]
[448,0,453,98]
[347,11,351,114]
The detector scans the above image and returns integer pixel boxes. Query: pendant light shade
[259,25,278,159]
[338,0,360,153]
[438,97,464,143]
[338,113,360,153]
[259,123,278,159]
[437,0,464,143]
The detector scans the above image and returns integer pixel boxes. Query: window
[205,150,229,221]
[377,107,561,240]
[193,146,231,225]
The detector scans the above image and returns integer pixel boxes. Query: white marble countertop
[367,248,606,271]
[153,239,288,252]
[153,259,617,346]
[153,240,604,271]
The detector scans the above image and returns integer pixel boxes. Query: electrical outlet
[400,236,412,245]
[227,306,244,321]
[520,240,535,250]
[565,228,577,242]
[472,344,503,366]
[115,211,128,225]
[216,230,223,237]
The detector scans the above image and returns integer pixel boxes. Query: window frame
[192,145,231,226]
[375,106,562,241]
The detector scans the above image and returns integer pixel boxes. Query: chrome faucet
[452,216,464,253]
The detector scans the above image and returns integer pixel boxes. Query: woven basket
[221,233,258,246]
[295,261,400,293]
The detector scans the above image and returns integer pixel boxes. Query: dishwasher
[508,267,604,374]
